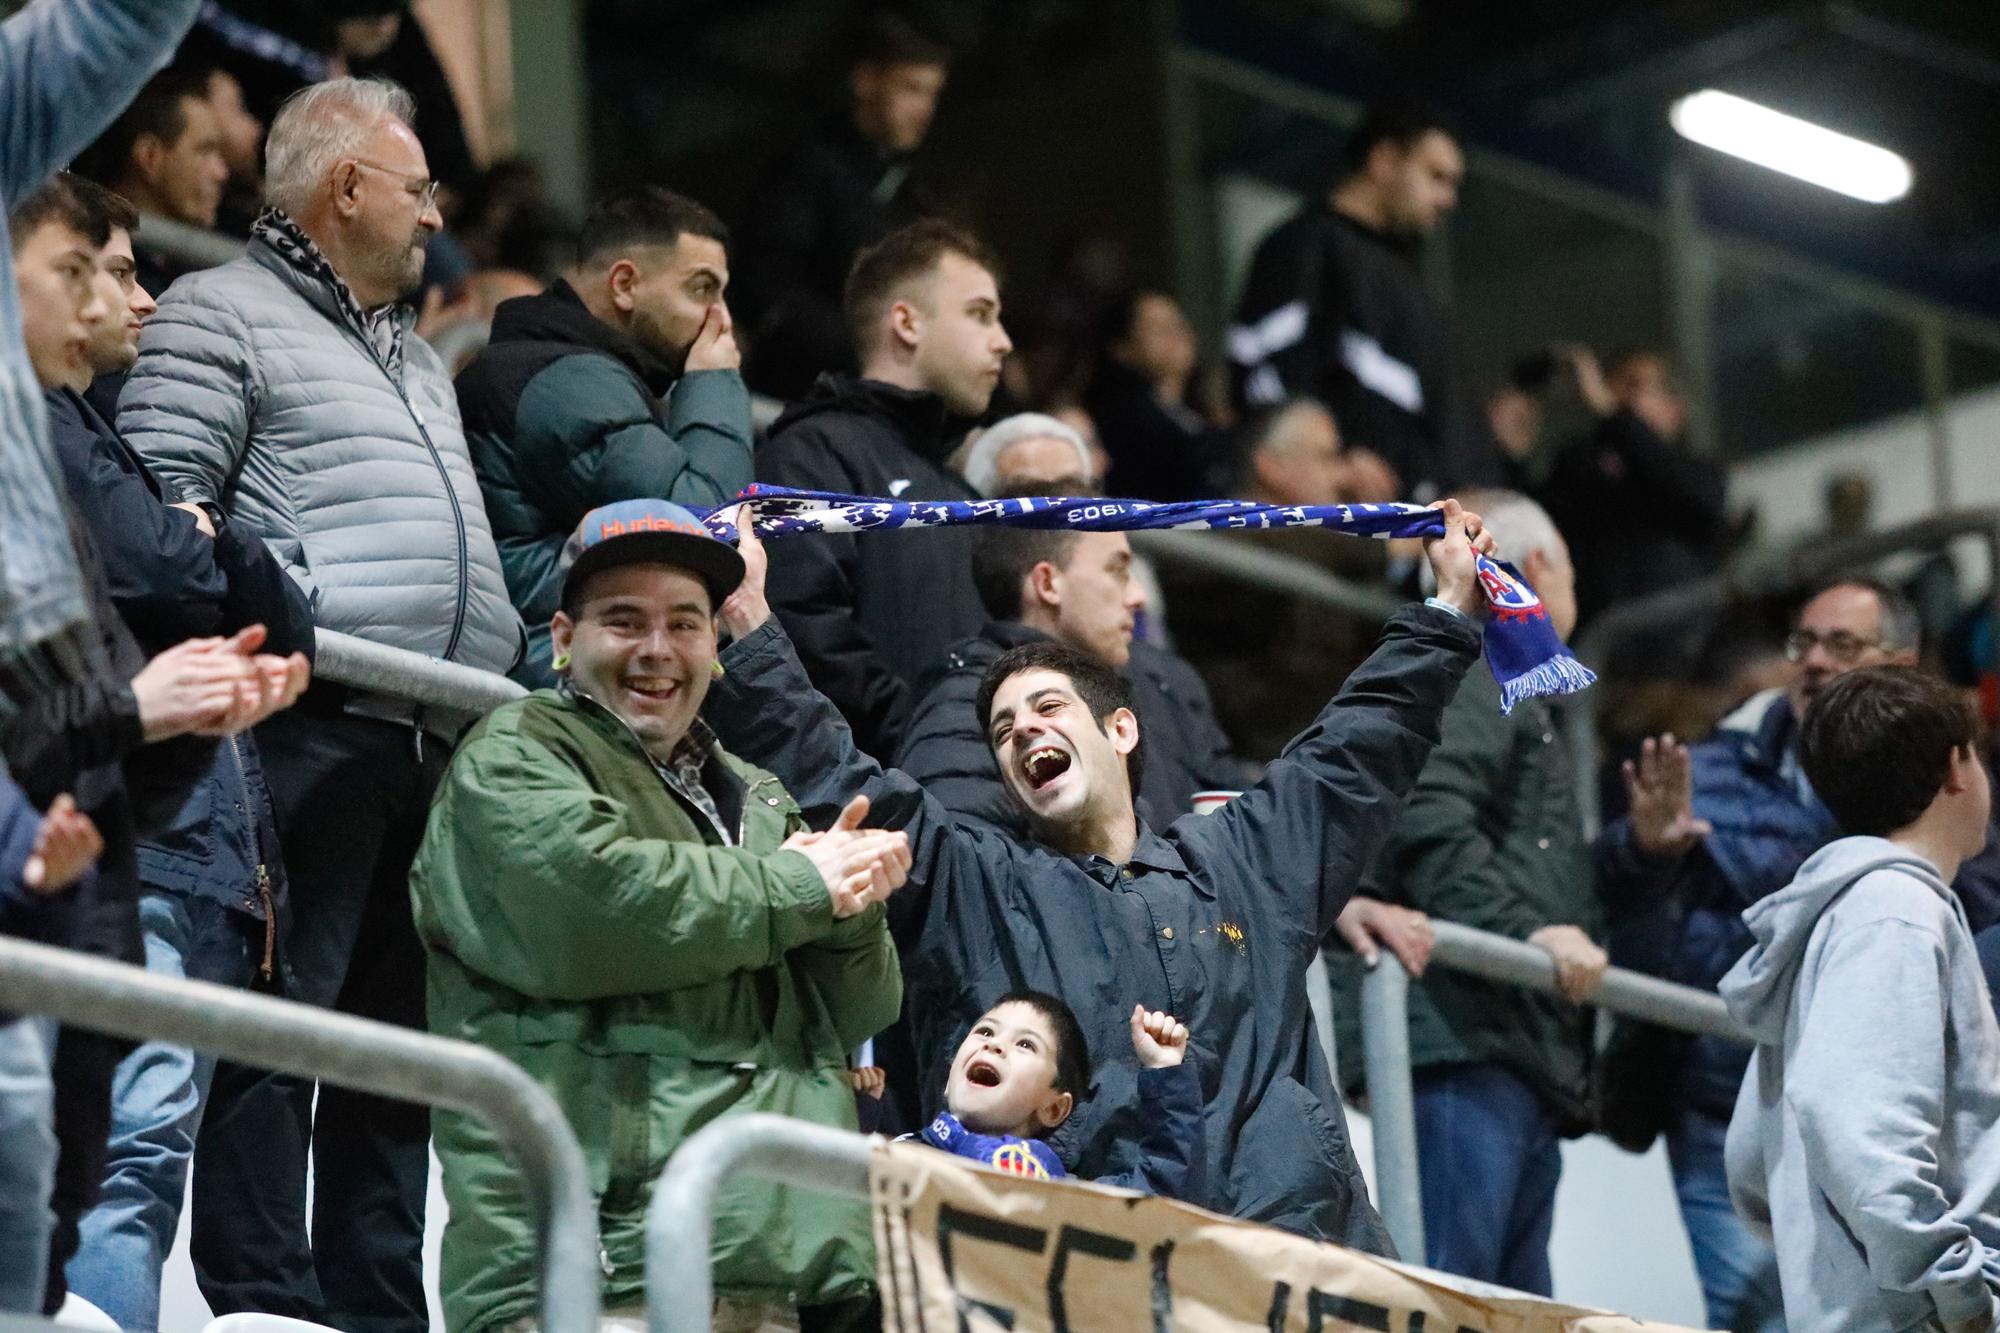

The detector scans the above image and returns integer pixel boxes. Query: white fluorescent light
[1669,89,1913,204]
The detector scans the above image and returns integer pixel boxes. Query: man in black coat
[1229,96,1495,498]
[757,219,1012,761]
[735,14,949,401]
[706,498,1495,1253]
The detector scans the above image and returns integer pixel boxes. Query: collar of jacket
[488,278,680,397]
[774,372,970,467]
[250,208,411,377]
[1078,824,1198,889]
[1738,691,1799,776]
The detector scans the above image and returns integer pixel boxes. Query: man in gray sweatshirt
[1722,665,2000,1333]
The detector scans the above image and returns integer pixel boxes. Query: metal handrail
[133,212,244,270]
[0,934,601,1332]
[646,1114,874,1333]
[314,627,529,714]
[1357,919,1750,1260]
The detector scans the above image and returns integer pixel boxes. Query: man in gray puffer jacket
[118,76,520,1333]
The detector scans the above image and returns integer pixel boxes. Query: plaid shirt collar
[564,684,733,844]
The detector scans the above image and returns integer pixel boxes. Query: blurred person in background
[458,186,753,687]
[1158,399,1398,760]
[120,77,521,1330]
[738,13,950,400]
[203,67,265,236]
[1230,95,1495,498]
[72,65,230,298]
[757,219,1008,761]
[1086,290,1230,501]
[956,412,1100,496]
[38,180,315,1330]
[1591,578,2000,1330]
[1336,490,1599,1297]
[1540,348,1729,629]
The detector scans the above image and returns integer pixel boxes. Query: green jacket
[455,280,755,686]
[411,689,899,1332]
[1336,667,1599,1129]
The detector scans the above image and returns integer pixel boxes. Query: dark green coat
[411,689,899,1331]
[456,281,754,685]
[1336,667,1599,1129]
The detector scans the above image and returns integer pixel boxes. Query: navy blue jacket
[47,385,312,941]
[707,603,1481,1254]
[1600,691,2000,1118]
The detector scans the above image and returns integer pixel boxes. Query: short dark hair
[971,528,1080,621]
[975,640,1145,798]
[1803,576,1922,655]
[852,12,951,70]
[73,64,215,188]
[10,173,125,254]
[1341,94,1459,178]
[1801,666,1976,836]
[575,185,728,269]
[988,989,1091,1105]
[843,218,997,356]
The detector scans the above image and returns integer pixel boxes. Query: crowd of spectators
[3,5,2000,1333]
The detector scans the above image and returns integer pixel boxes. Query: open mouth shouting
[965,1055,1004,1089]
[1022,744,1072,792]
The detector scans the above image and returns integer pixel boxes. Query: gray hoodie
[1721,836,2000,1332]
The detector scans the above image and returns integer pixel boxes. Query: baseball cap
[559,499,746,610]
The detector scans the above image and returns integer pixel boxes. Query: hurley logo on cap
[589,512,709,544]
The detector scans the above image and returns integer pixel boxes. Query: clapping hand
[783,794,912,919]
[22,795,101,894]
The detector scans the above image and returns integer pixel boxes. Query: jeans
[1668,1105,1781,1330]
[0,1017,56,1313]
[190,707,443,1333]
[66,892,270,1330]
[1412,1062,1562,1297]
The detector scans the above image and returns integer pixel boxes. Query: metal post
[1919,316,1955,512]
[1357,956,1424,1262]
[0,936,601,1333]
[647,1114,875,1333]
[1663,153,1721,457]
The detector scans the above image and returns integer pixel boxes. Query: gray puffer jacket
[121,218,523,678]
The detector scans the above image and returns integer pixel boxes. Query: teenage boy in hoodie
[1722,665,2000,1333]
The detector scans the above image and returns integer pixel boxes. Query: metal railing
[0,933,601,1332]
[314,627,528,714]
[1358,920,1749,1261]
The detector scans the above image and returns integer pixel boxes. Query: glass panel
[1708,260,1922,456]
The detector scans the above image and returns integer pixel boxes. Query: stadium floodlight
[1668,89,1913,204]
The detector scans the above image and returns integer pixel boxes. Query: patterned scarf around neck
[919,1112,1068,1181]
[702,486,1596,715]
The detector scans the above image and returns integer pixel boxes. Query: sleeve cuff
[1423,596,1468,620]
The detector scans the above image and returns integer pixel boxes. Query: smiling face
[945,1000,1074,1138]
[550,563,718,760]
[986,667,1137,842]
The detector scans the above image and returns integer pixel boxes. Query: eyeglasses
[1783,628,1888,664]
[347,159,440,211]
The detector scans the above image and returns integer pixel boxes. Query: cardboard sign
[871,1141,1708,1333]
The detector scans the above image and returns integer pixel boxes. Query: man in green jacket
[411,498,909,1332]
[1338,489,1606,1296]
[457,186,756,686]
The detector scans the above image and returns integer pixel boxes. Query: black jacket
[707,604,1482,1252]
[1085,361,1228,502]
[736,119,928,400]
[47,386,310,939]
[1230,209,1496,496]
[899,621,1248,834]
[1541,409,1728,627]
[456,280,754,685]
[757,374,985,759]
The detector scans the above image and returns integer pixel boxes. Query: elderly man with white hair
[957,411,1101,496]
[120,77,521,1330]
[1335,487,1600,1299]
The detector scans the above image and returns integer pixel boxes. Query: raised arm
[0,0,201,203]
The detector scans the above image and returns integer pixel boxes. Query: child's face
[945,1000,1074,1139]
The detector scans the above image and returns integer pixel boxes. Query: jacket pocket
[1226,1075,1366,1242]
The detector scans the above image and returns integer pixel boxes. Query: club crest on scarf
[704,486,1595,715]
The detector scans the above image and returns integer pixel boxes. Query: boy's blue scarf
[703,486,1595,715]
[920,1112,1068,1181]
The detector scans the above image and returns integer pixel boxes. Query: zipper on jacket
[224,737,277,981]
[396,388,471,664]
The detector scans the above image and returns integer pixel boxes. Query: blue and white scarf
[916,1112,1068,1181]
[701,486,1595,715]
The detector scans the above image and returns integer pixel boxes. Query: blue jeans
[0,1016,57,1312]
[1413,1062,1561,1296]
[65,892,270,1330]
[1668,1105,1781,1330]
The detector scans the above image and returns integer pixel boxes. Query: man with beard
[120,77,521,1332]
[458,185,754,686]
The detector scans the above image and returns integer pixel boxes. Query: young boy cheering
[1723,666,2000,1333]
